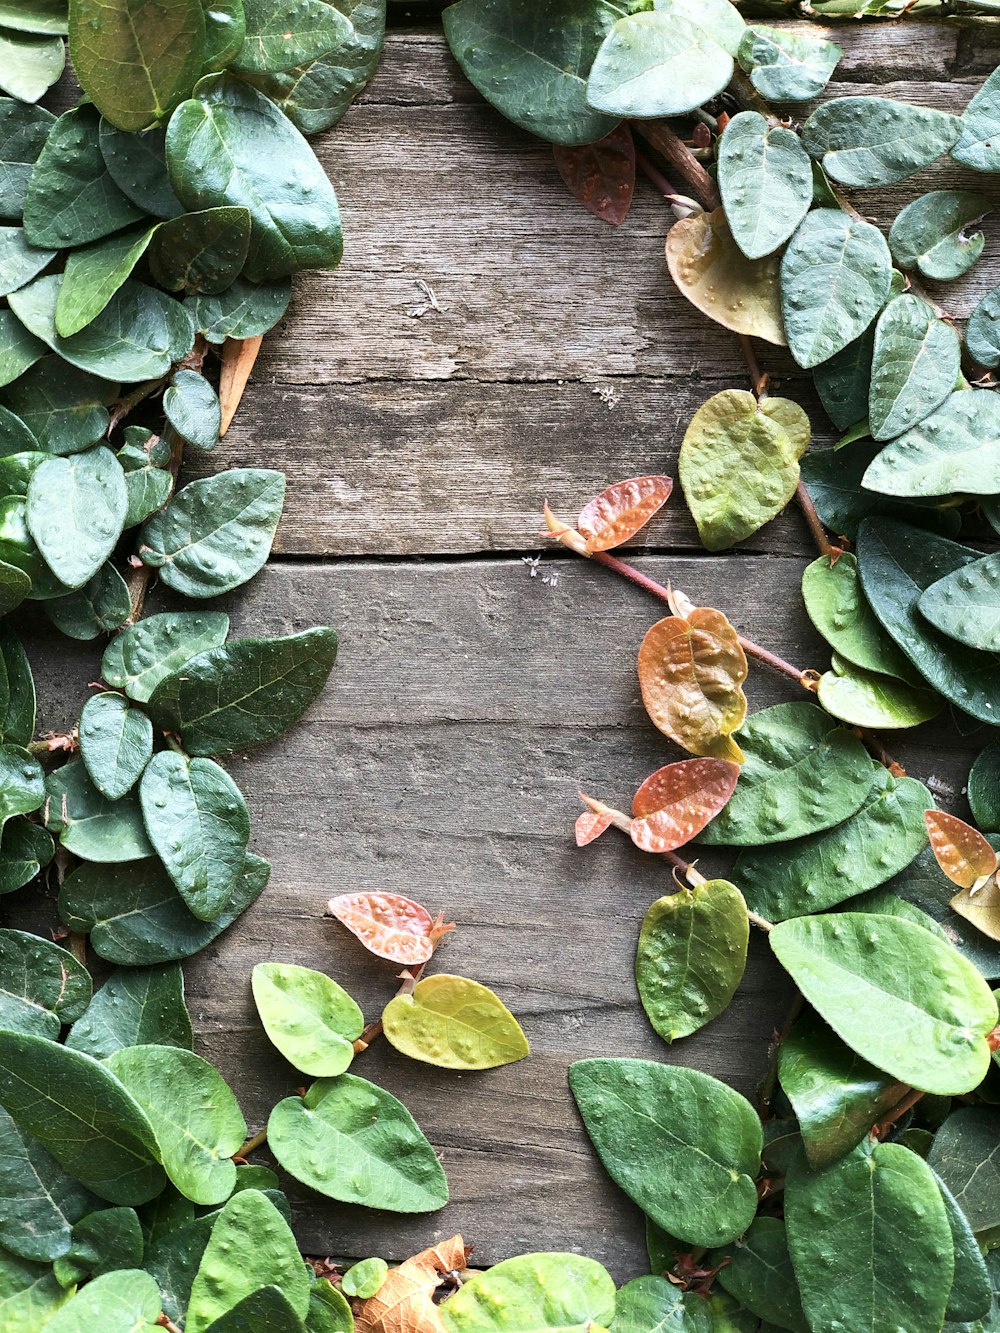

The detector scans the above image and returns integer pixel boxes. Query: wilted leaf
[354,1257,445,1333]
[737,24,841,101]
[867,295,961,443]
[637,607,748,762]
[587,10,733,119]
[252,961,363,1077]
[218,333,263,435]
[951,876,1000,944]
[888,189,990,282]
[666,208,786,346]
[328,891,453,965]
[630,756,740,852]
[801,96,962,187]
[553,124,634,226]
[577,474,671,552]
[925,810,998,891]
[382,973,529,1070]
[718,111,813,260]
[440,1253,616,1333]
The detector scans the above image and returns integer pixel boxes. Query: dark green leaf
[148,206,252,295]
[45,758,154,862]
[884,845,1000,982]
[0,558,29,617]
[863,390,1000,496]
[201,0,245,70]
[919,552,1000,652]
[934,1168,993,1324]
[953,65,1000,171]
[968,282,1000,370]
[0,309,44,386]
[54,226,157,338]
[0,402,37,453]
[43,1268,161,1332]
[718,112,812,261]
[203,1286,305,1332]
[187,275,291,342]
[737,24,840,101]
[144,1212,213,1326]
[868,295,961,442]
[587,10,733,120]
[801,96,961,186]
[26,445,127,588]
[0,1104,99,1261]
[79,691,153,799]
[52,1206,143,1288]
[162,369,220,447]
[0,493,68,597]
[0,927,91,1037]
[66,964,192,1060]
[0,820,52,894]
[232,0,350,74]
[119,446,172,528]
[1,355,115,454]
[0,629,33,746]
[441,1254,616,1333]
[102,610,229,703]
[715,1217,806,1333]
[569,1058,761,1247]
[0,226,53,296]
[44,562,131,640]
[888,189,990,282]
[0,1247,72,1327]
[98,120,183,220]
[306,1279,353,1333]
[970,746,1000,834]
[928,1106,1000,1235]
[0,97,52,222]
[0,745,42,830]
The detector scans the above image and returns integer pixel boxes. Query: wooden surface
[18,17,1000,1280]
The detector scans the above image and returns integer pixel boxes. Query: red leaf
[553,124,636,226]
[630,757,741,854]
[925,811,998,890]
[577,476,673,553]
[327,892,455,965]
[576,809,612,846]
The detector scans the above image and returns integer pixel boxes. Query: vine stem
[157,1318,183,1333]
[874,1086,926,1138]
[234,1127,268,1159]
[352,963,428,1053]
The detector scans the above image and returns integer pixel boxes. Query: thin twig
[157,1318,183,1333]
[353,963,427,1053]
[234,1127,268,1159]
[635,121,720,210]
[796,481,841,559]
[874,1086,925,1139]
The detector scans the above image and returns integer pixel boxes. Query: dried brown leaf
[553,124,636,226]
[951,877,1000,942]
[925,810,998,890]
[353,1258,446,1333]
[219,333,264,436]
[630,757,740,853]
[327,892,455,965]
[577,476,673,552]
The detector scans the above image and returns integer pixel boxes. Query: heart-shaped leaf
[577,474,672,552]
[79,692,153,800]
[888,189,990,282]
[737,24,840,101]
[919,550,1000,652]
[440,1253,616,1333]
[102,610,230,703]
[817,655,941,730]
[925,810,997,890]
[0,927,90,1039]
[382,973,529,1070]
[630,756,740,852]
[868,295,961,442]
[25,445,127,590]
[148,206,252,295]
[46,759,153,862]
[327,892,455,966]
[718,111,813,260]
[553,124,635,226]
[252,961,363,1077]
[66,963,192,1060]
[587,10,733,119]
[802,96,961,186]
[802,552,917,683]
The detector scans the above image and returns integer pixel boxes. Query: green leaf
[0,1032,165,1204]
[785,1141,952,1333]
[635,879,748,1043]
[0,629,33,747]
[442,0,620,147]
[139,467,284,597]
[0,0,67,34]
[67,964,192,1060]
[162,370,220,451]
[780,209,892,369]
[0,1248,73,1331]
[106,1045,246,1205]
[886,845,1000,982]
[802,96,962,186]
[0,1105,99,1261]
[187,275,291,342]
[147,627,338,755]
[714,1217,806,1333]
[69,0,204,132]
[9,274,194,382]
[1,355,115,453]
[737,24,840,102]
[679,388,806,549]
[770,912,999,1094]
[0,226,54,297]
[22,105,144,248]
[203,1286,305,1332]
[868,295,961,442]
[79,692,153,800]
[734,769,931,921]
[148,206,252,295]
[140,752,250,920]
[818,656,941,730]
[440,1253,616,1333]
[102,610,229,703]
[698,701,876,846]
[232,0,350,73]
[341,1257,388,1299]
[26,444,126,588]
[888,189,989,282]
[656,0,746,56]
[98,120,182,220]
[252,961,363,1076]
[54,225,157,338]
[934,1168,993,1324]
[45,758,154,862]
[143,1210,212,1324]
[185,1189,310,1333]
[0,493,67,597]
[856,517,1000,722]
[929,1107,1000,1235]
[801,551,917,683]
[968,282,1000,371]
[718,112,812,261]
[971,747,1000,834]
[569,1058,761,1247]
[52,1206,143,1287]
[59,852,270,965]
[44,561,131,640]
[919,552,1000,652]
[44,1268,162,1332]
[268,1072,449,1212]
[953,64,1000,171]
[0,820,52,894]
[0,927,90,1037]
[0,309,44,386]
[119,447,172,528]
[0,745,42,831]
[0,97,52,222]
[382,972,530,1070]
[587,10,732,120]
[0,30,64,102]
[165,74,343,281]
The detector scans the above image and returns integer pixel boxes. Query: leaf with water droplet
[952,64,1000,171]
[802,552,917,683]
[79,692,153,801]
[587,10,733,119]
[801,96,961,187]
[0,226,54,298]
[42,1267,162,1332]
[328,892,453,965]
[867,295,960,443]
[187,275,291,343]
[66,963,192,1060]
[44,562,131,641]
[102,610,230,704]
[0,1103,99,1263]
[925,809,998,892]
[737,24,840,101]
[149,206,252,296]
[440,1252,616,1333]
[718,112,812,260]
[919,549,1000,653]
[54,226,158,339]
[929,1106,1000,1237]
[889,189,990,282]
[1,355,115,454]
[575,808,611,846]
[51,1206,143,1288]
[252,961,362,1077]
[342,1257,389,1300]
[383,973,529,1070]
[232,0,350,74]
[0,927,90,1038]
[712,1216,806,1332]
[630,757,740,853]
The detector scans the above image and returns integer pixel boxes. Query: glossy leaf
[868,295,960,442]
[24,445,126,589]
[46,759,153,862]
[382,973,529,1070]
[884,844,1000,982]
[0,28,63,101]
[925,810,997,890]
[714,1217,806,1333]
[0,226,54,297]
[770,912,999,1094]
[737,24,840,101]
[928,1106,1000,1235]
[328,890,452,965]
[43,1268,162,1332]
[79,692,153,800]
[147,627,338,755]
[570,1058,762,1246]
[203,1286,305,1332]
[45,562,131,640]
[98,121,182,220]
[780,209,892,369]
[1,355,115,454]
[234,0,349,73]
[0,629,34,748]
[163,369,220,449]
[0,927,91,1038]
[187,275,291,343]
[553,124,635,226]
[0,819,52,894]
[630,757,740,852]
[102,610,229,703]
[252,961,363,1077]
[577,474,671,552]
[440,1253,616,1332]
[269,1072,449,1212]
[52,1206,143,1287]
[719,112,812,260]
[575,808,611,846]
[636,879,748,1044]
[920,550,1000,653]
[342,1257,389,1300]
[679,389,808,549]
[666,208,786,346]
[148,206,252,295]
[970,746,1000,834]
[0,744,42,830]
[801,96,962,186]
[0,1105,99,1261]
[801,552,916,683]
[953,64,1000,171]
[0,310,44,386]
[66,964,192,1060]
[55,226,157,338]
[587,10,732,119]
[935,1168,993,1323]
[817,654,941,729]
[888,189,990,281]
[637,607,748,762]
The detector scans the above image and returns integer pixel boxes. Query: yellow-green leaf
[382,974,529,1070]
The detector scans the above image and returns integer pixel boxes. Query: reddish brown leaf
[577,476,674,553]
[552,124,635,225]
[576,809,612,846]
[327,892,455,965]
[925,811,998,890]
[219,333,264,436]
[630,757,740,853]
[410,1235,467,1274]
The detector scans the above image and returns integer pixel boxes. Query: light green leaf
[268,1072,449,1212]
[953,64,1000,172]
[106,1045,246,1205]
[968,283,1000,370]
[780,209,892,369]
[0,309,44,386]
[79,692,153,800]
[817,654,941,729]
[69,0,204,132]
[186,1189,310,1333]
[305,1277,352,1333]
[44,1268,161,1332]
[587,9,731,119]
[341,1257,388,1300]
[0,0,67,34]
[802,96,962,186]
[102,610,230,703]
[0,1104,98,1262]
[98,120,182,220]
[59,852,270,965]
[0,97,52,222]
[0,1032,165,1204]
[0,226,53,297]
[45,758,154,862]
[54,226,157,338]
[718,112,812,261]
[232,0,350,73]
[770,912,999,1094]
[919,551,1000,652]
[698,701,876,846]
[163,369,220,447]
[928,1107,1000,1235]
[737,24,840,101]
[785,1141,952,1333]
[802,551,917,682]
[252,961,363,1076]
[382,973,530,1069]
[187,275,291,342]
[44,562,131,640]
[636,879,748,1043]
[441,1253,616,1333]
[26,445,127,588]
[868,295,961,442]
[889,189,990,282]
[679,389,806,549]
[0,493,68,597]
[67,964,192,1060]
[52,1206,143,1287]
[0,927,91,1037]
[880,846,1000,982]
[0,29,64,102]
[0,1248,73,1331]
[147,627,338,755]
[0,820,53,894]
[148,206,252,295]
[569,1058,761,1247]
[654,0,745,56]
[165,74,343,281]
[139,467,284,597]
[1,355,115,453]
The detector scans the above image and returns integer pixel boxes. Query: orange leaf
[630,757,740,853]
[637,609,748,762]
[552,124,635,226]
[577,476,673,552]
[219,333,264,436]
[327,892,455,965]
[353,1258,446,1333]
[925,811,998,890]
[576,809,613,846]
[410,1235,467,1274]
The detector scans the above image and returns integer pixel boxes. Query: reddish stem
[635,121,720,210]
[874,1086,925,1139]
